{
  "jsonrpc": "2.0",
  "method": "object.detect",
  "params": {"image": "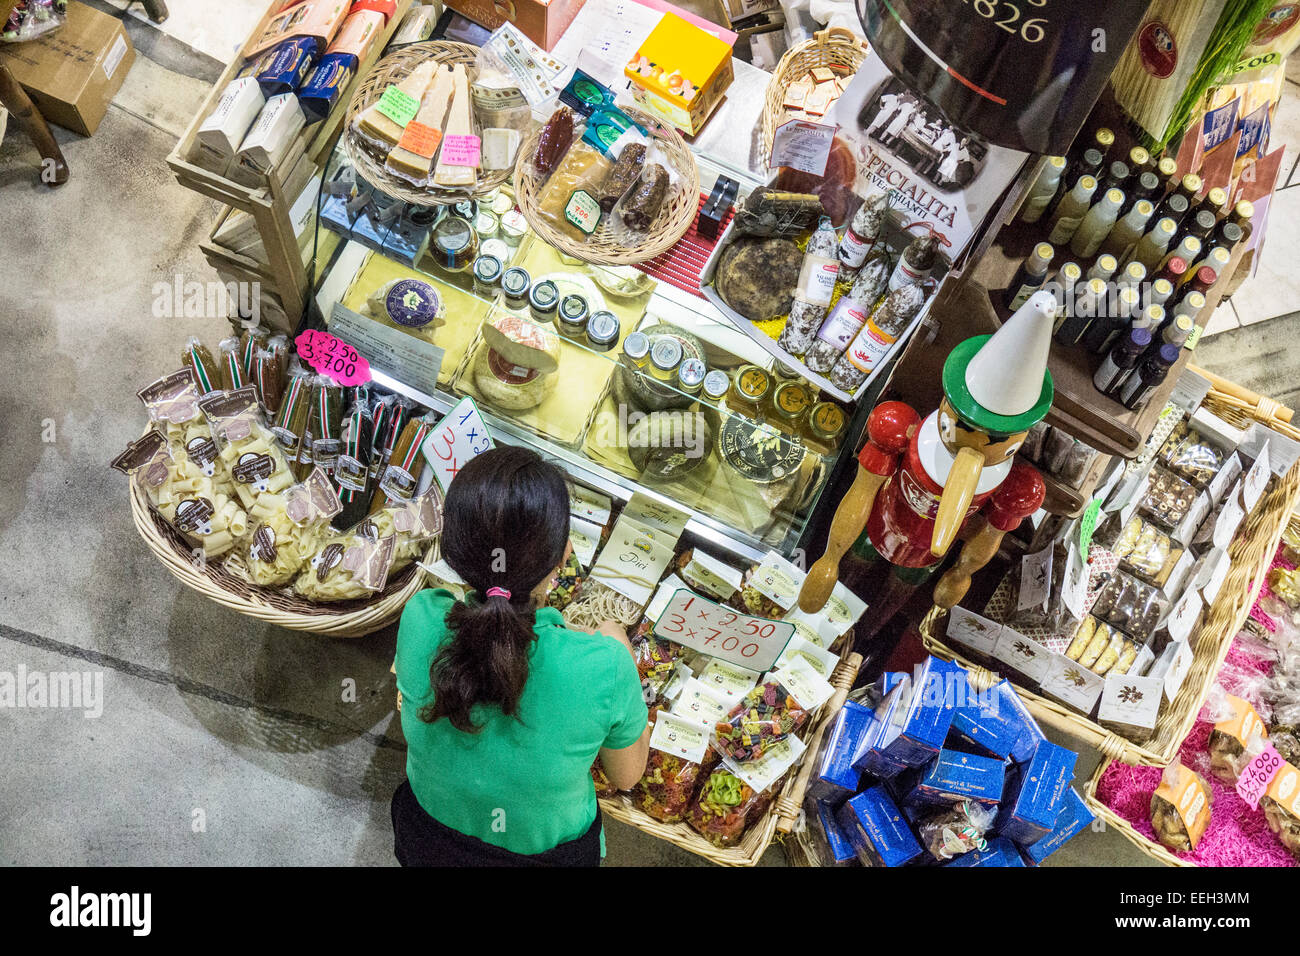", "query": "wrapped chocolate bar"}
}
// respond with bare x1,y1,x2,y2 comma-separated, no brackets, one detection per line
1090,571,1165,646
1042,428,1099,488
686,769,779,849
1150,762,1212,853
1137,465,1199,531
